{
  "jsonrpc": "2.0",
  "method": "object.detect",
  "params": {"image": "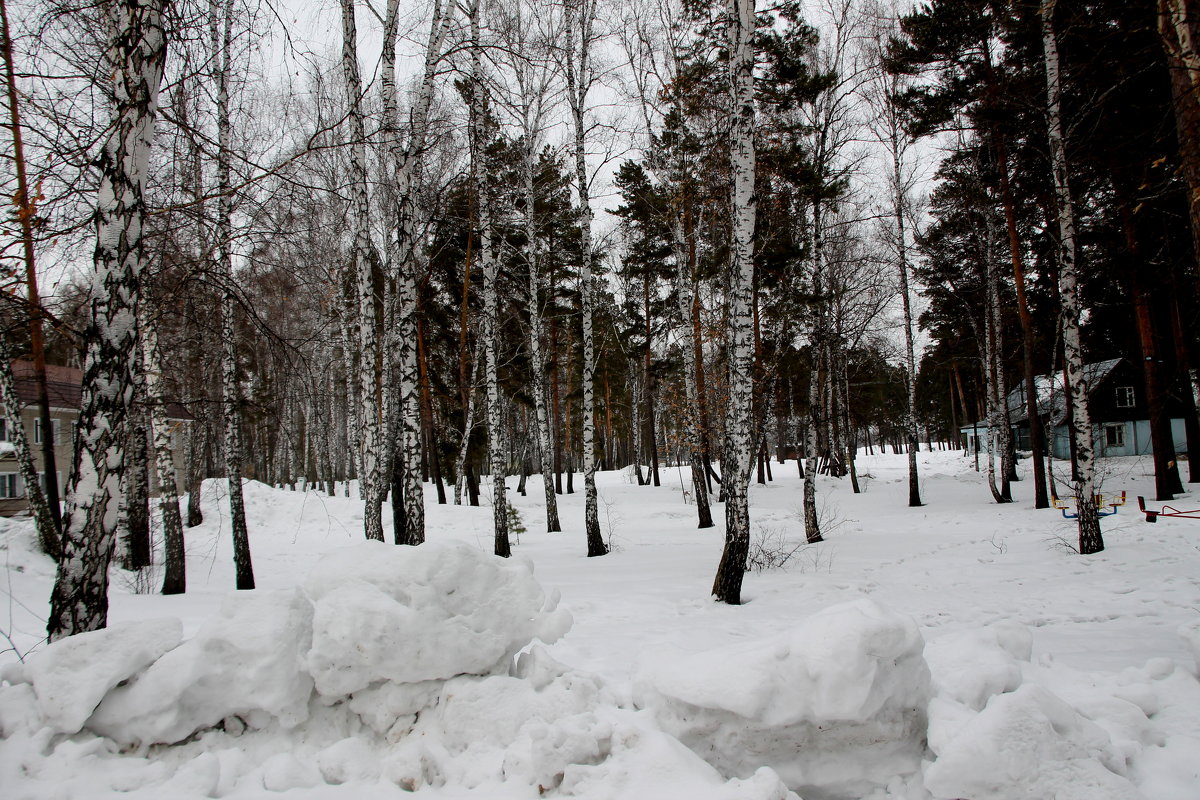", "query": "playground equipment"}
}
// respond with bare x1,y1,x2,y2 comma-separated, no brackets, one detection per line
1051,491,1126,520
1136,495,1200,523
